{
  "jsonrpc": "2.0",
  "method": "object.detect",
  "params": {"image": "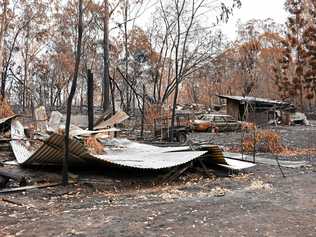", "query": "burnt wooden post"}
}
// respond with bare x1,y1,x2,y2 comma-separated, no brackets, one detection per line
87,69,94,131
110,77,116,115
253,126,256,163
140,84,145,139
253,100,256,163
